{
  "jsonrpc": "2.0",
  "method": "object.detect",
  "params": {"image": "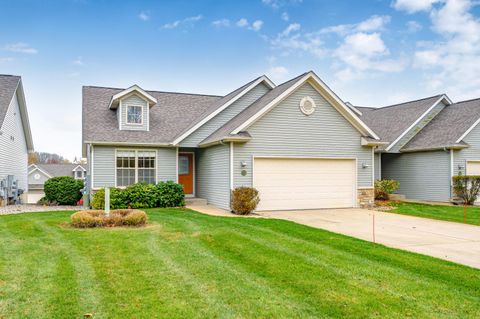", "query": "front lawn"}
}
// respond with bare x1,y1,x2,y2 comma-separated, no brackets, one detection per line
0,209,479,318
386,202,480,226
